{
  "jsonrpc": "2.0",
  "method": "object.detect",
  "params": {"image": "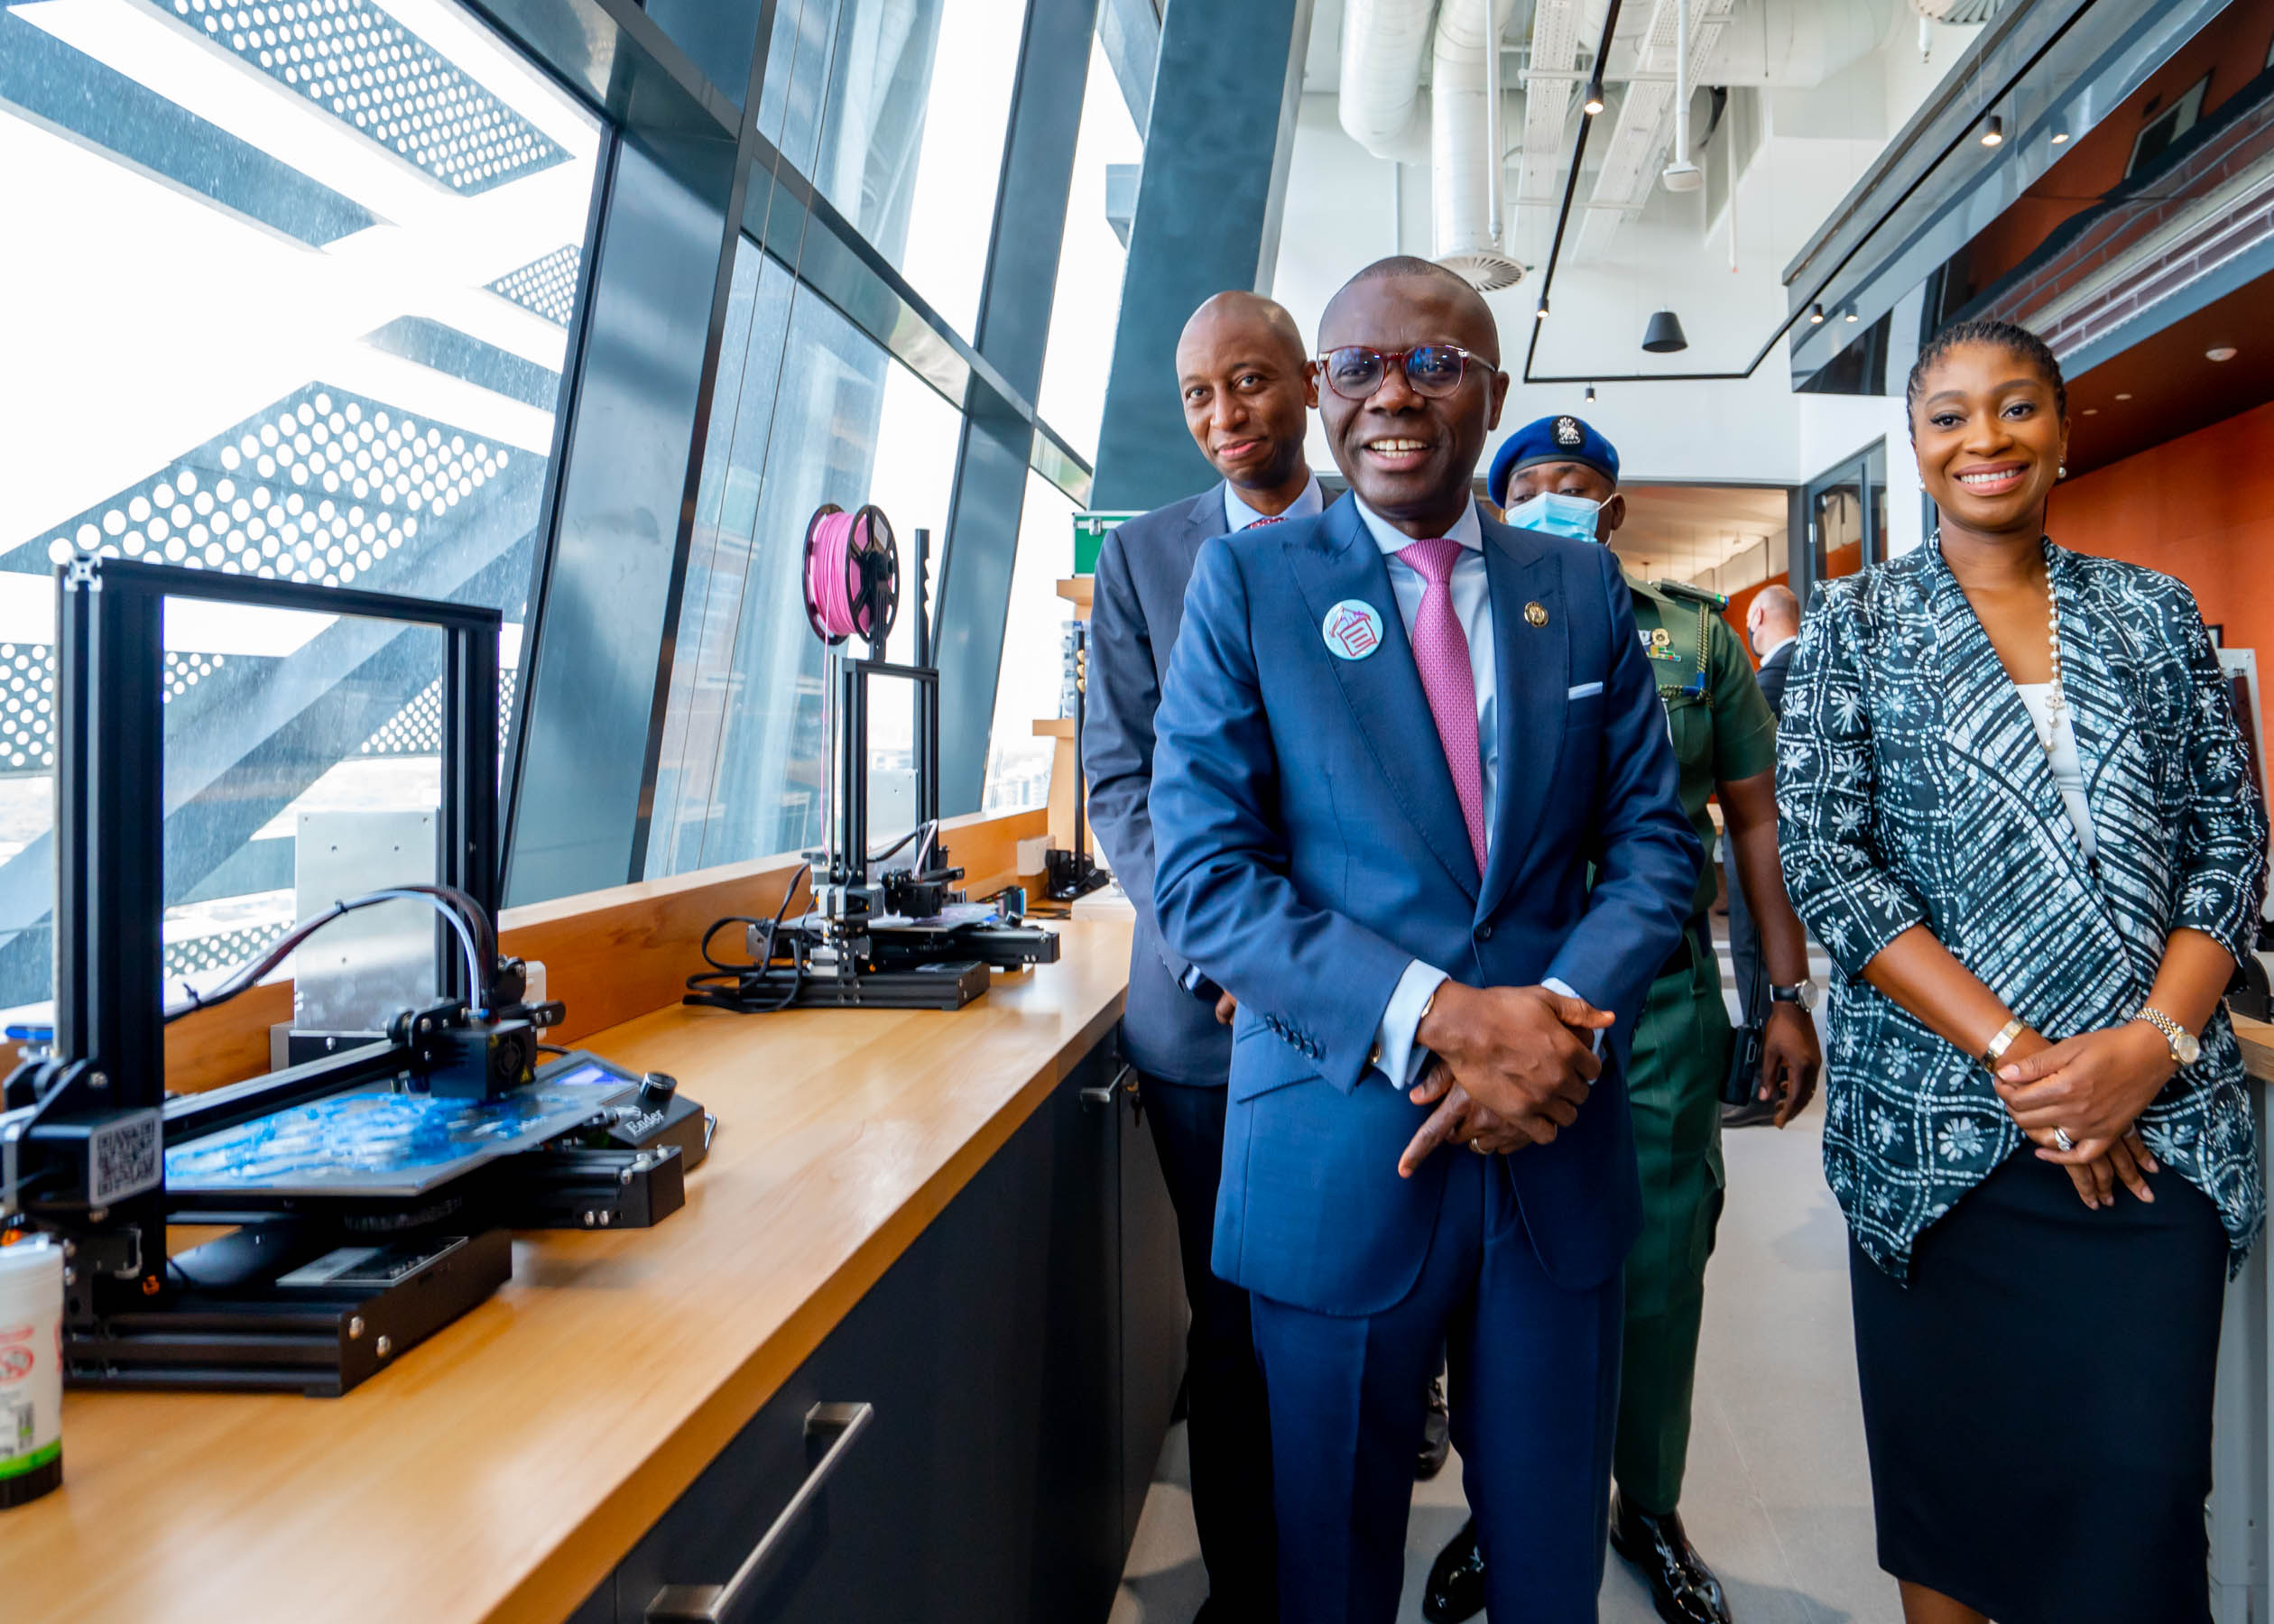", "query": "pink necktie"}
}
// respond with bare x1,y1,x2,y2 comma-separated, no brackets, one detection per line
1396,539,1488,872
1246,514,1286,527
